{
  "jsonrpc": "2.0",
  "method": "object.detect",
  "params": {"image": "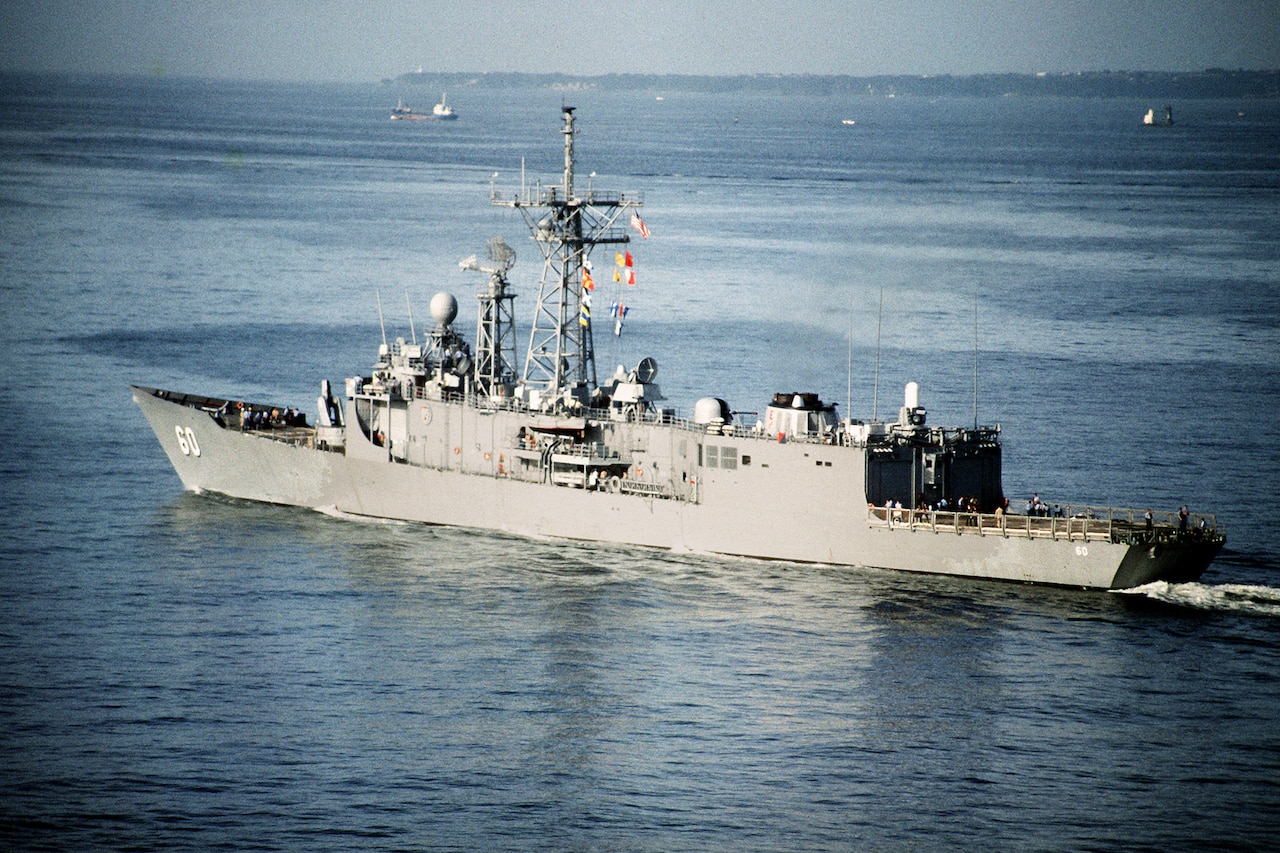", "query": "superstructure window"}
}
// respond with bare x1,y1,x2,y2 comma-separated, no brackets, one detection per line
701,445,738,469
